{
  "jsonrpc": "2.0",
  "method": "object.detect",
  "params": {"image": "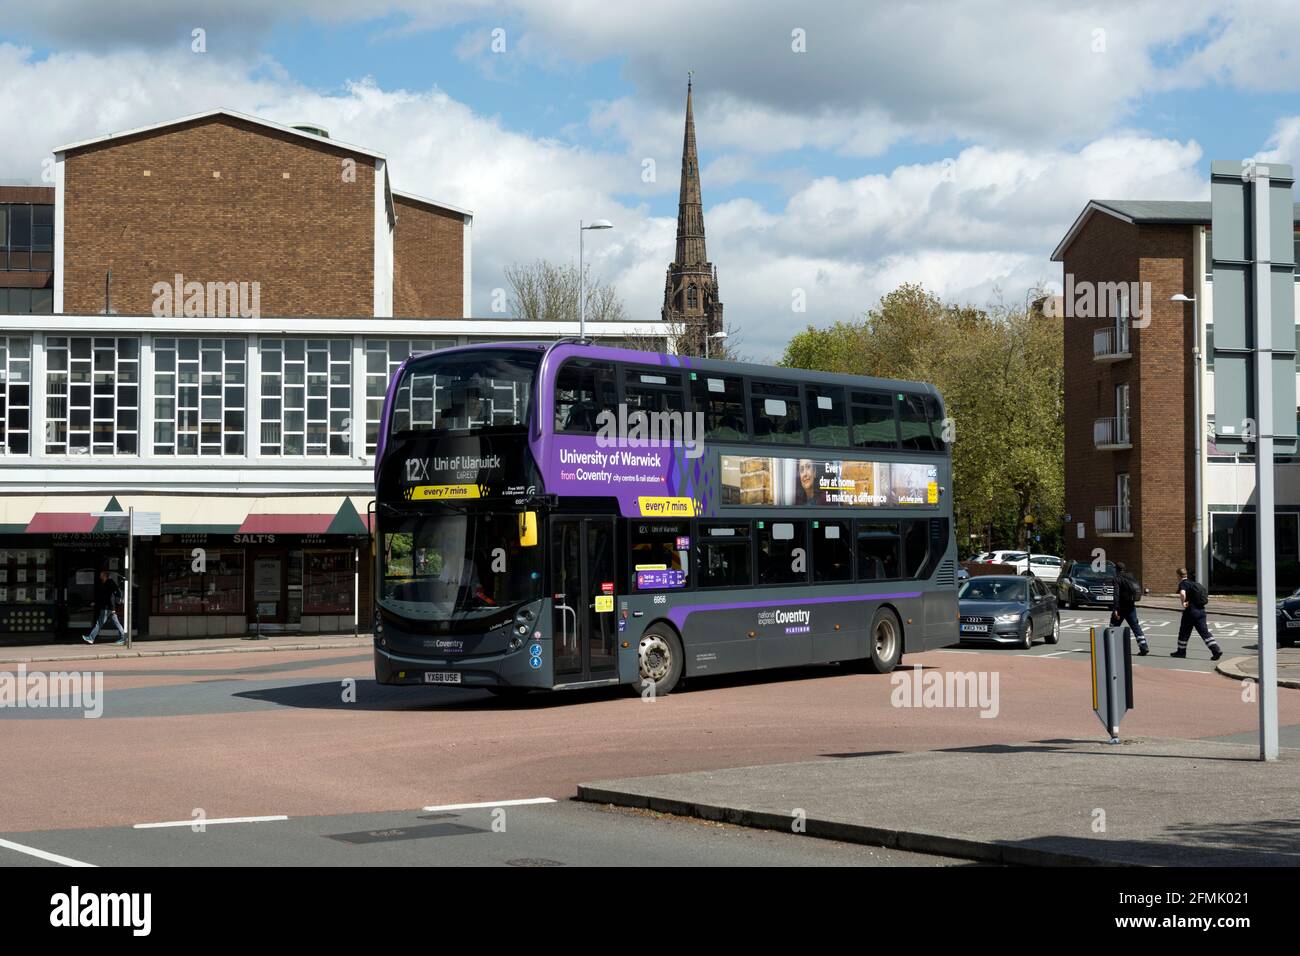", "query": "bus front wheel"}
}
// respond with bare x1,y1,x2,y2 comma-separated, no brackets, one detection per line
857,608,903,674
630,626,683,698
